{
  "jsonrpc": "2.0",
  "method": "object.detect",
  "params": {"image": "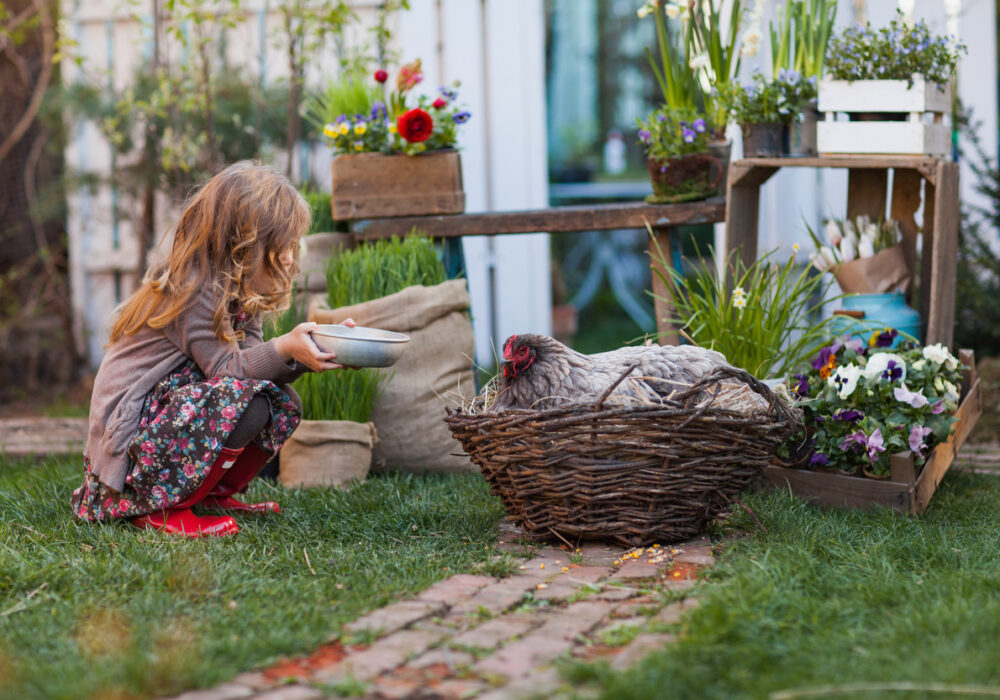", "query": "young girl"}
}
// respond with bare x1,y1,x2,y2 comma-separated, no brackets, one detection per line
72,161,352,537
